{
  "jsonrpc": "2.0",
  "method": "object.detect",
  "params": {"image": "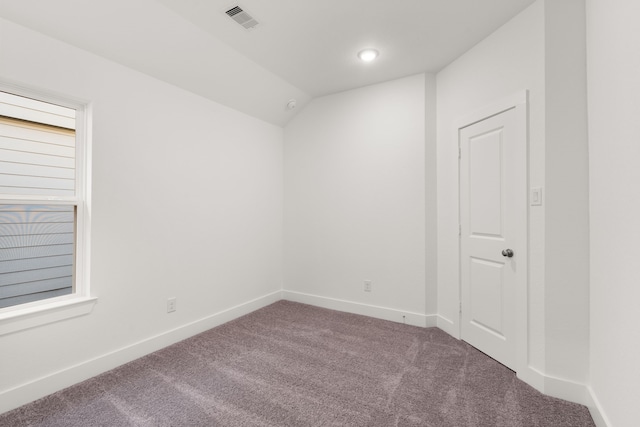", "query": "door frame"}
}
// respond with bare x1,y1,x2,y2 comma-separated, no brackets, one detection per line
455,91,529,375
